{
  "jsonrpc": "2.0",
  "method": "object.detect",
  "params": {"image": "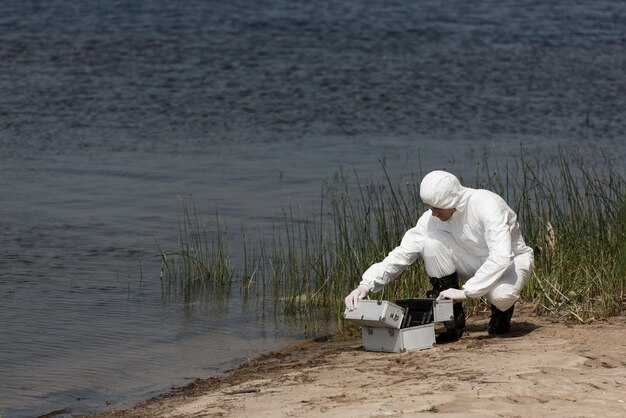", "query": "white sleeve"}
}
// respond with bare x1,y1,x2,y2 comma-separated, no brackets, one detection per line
462,204,514,298
359,216,428,293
